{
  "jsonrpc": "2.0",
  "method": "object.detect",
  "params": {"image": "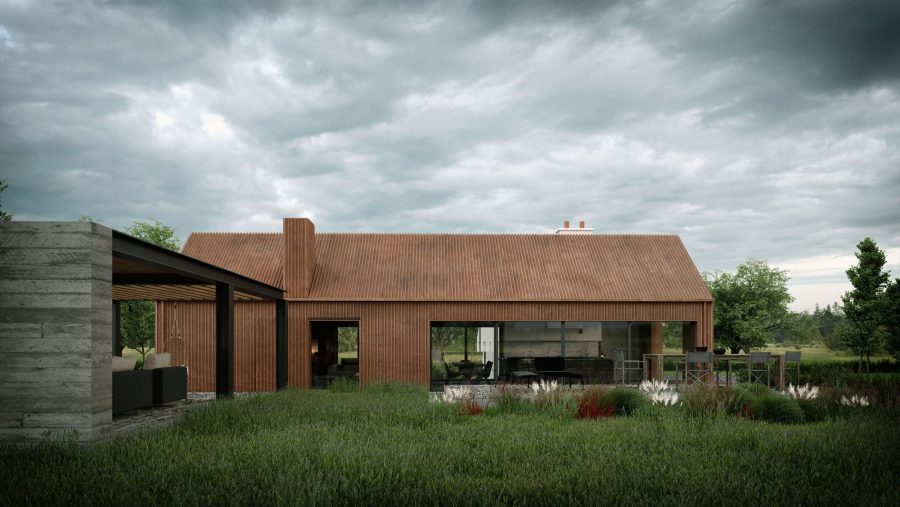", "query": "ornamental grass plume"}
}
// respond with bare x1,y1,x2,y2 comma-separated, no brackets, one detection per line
784,383,819,400
648,390,680,406
840,394,870,407
639,379,679,406
530,378,559,394
442,386,472,404
639,379,671,396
